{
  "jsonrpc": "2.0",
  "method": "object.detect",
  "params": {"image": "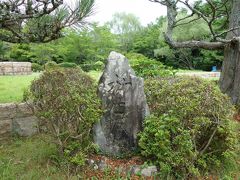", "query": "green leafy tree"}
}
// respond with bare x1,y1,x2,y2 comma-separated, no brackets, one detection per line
9,44,32,62
0,41,9,60
151,11,223,70
55,25,118,65
89,24,118,61
132,17,165,58
107,12,143,52
149,0,240,105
